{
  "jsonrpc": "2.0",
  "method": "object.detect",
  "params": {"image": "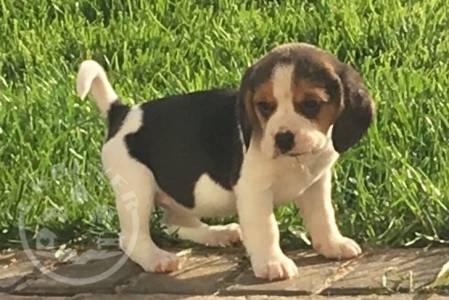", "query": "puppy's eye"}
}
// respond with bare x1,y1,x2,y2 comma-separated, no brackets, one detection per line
298,99,321,118
256,101,275,117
